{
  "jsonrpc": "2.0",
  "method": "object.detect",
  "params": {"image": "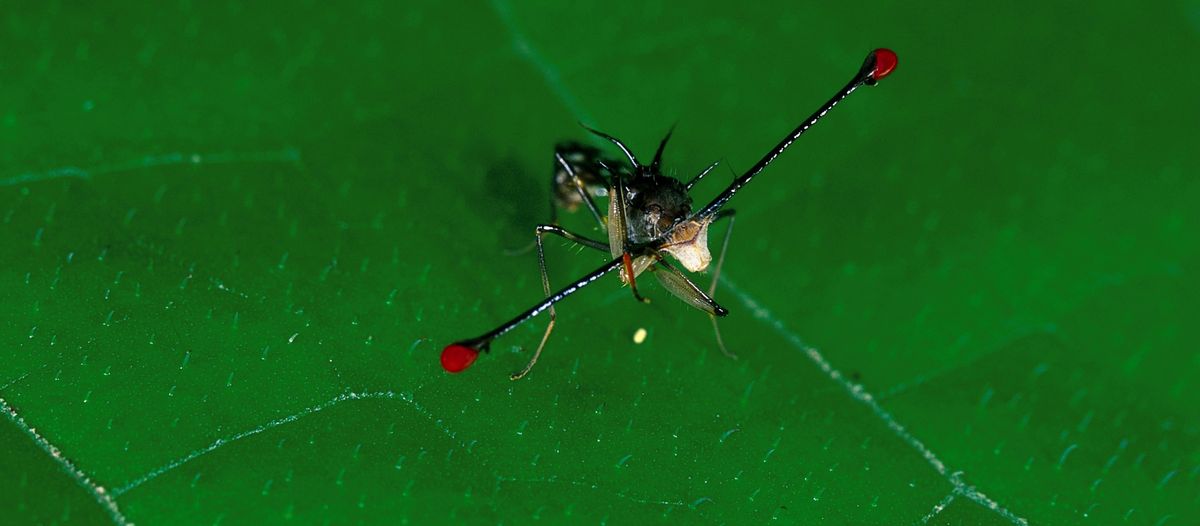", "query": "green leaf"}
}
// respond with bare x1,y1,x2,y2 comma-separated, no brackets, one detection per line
2,1,1196,524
